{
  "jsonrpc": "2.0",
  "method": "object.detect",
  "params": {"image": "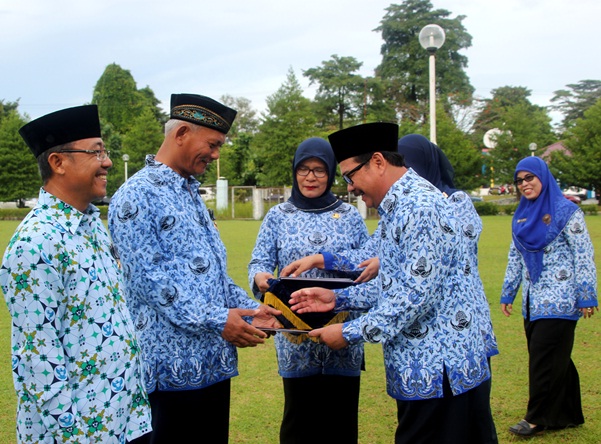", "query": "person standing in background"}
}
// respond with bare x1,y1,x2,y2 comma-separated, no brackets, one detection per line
501,156,597,437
